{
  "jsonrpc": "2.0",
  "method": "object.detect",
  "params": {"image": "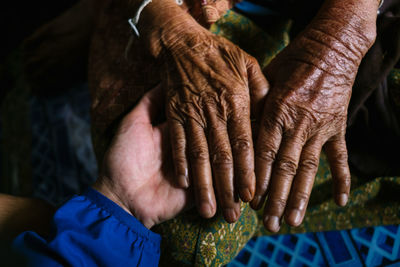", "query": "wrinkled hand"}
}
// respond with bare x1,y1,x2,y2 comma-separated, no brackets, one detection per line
154,7,269,223
94,85,192,229
251,0,378,232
